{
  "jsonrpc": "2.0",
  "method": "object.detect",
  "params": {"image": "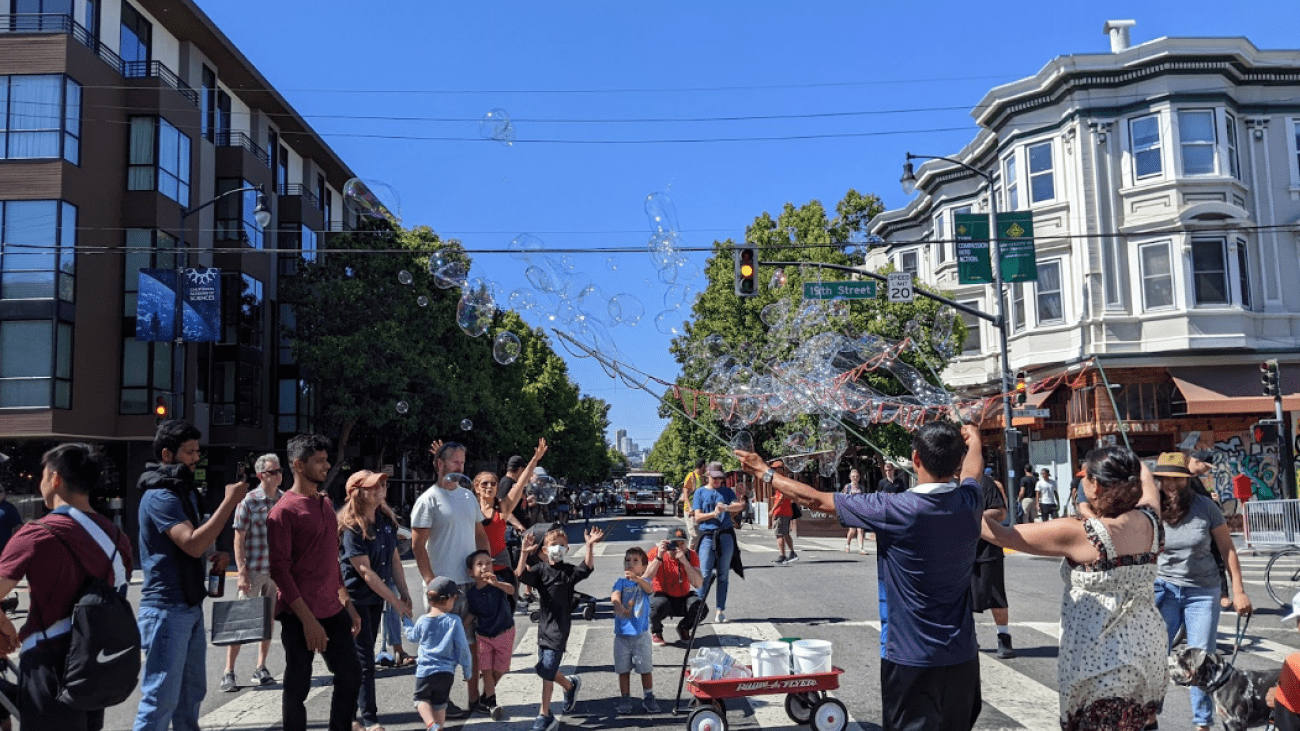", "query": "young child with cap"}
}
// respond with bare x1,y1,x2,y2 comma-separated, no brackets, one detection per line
406,577,473,731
